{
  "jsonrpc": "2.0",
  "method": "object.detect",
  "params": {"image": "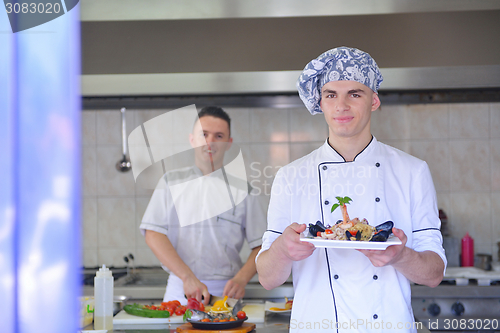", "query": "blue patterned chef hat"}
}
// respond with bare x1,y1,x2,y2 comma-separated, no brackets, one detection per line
296,46,383,115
